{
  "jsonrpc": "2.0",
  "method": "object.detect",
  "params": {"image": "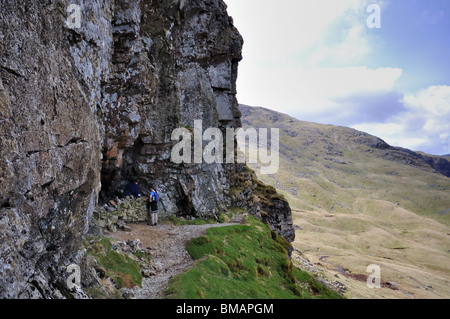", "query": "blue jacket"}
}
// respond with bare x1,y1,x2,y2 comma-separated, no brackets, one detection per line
123,183,141,198
149,191,159,211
